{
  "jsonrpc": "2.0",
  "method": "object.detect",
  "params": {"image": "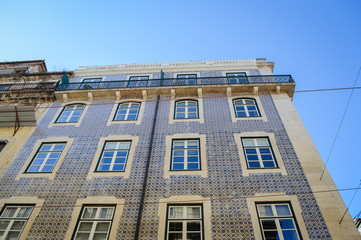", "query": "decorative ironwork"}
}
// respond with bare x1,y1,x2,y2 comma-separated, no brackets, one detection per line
56,75,294,91
0,82,58,92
